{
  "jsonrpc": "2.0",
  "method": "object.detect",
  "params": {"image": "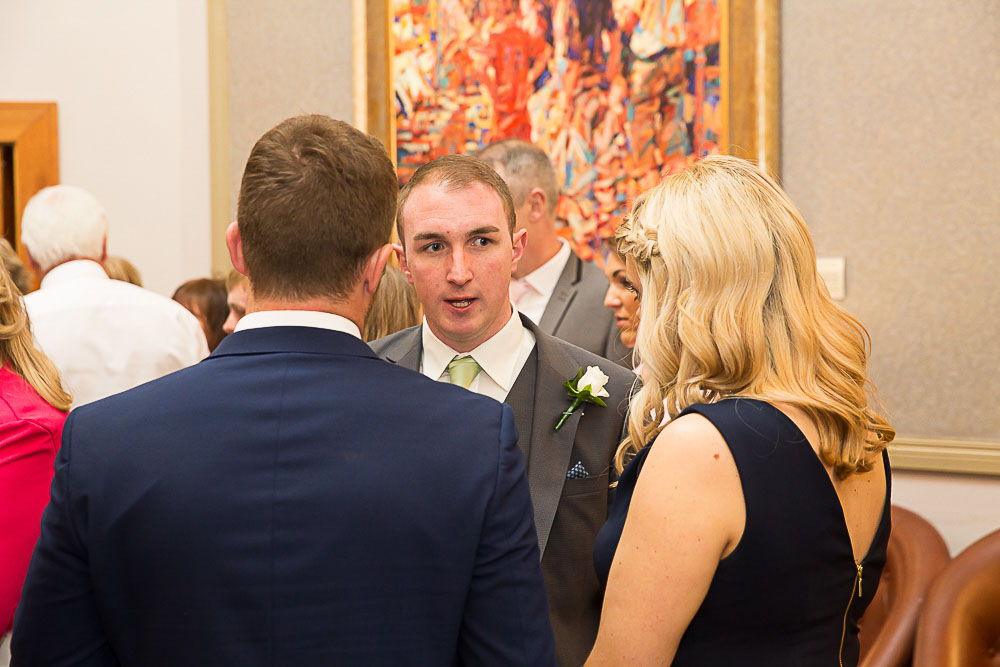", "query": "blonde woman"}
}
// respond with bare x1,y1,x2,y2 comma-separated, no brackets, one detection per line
0,264,71,637
362,264,422,342
588,156,893,667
